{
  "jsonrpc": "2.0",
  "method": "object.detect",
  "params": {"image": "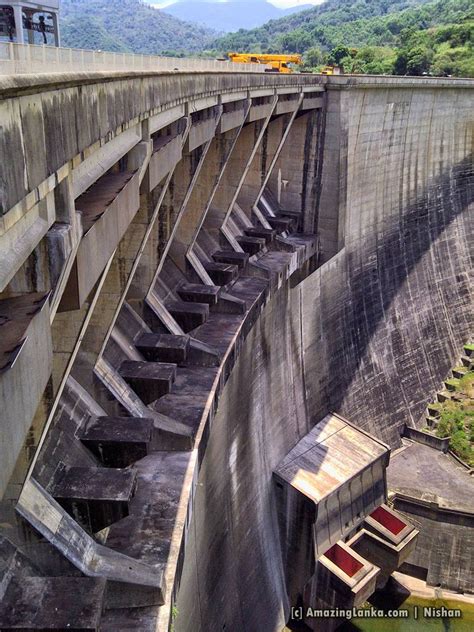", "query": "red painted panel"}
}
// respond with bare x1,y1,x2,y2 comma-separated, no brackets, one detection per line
370,506,406,535
324,543,363,578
